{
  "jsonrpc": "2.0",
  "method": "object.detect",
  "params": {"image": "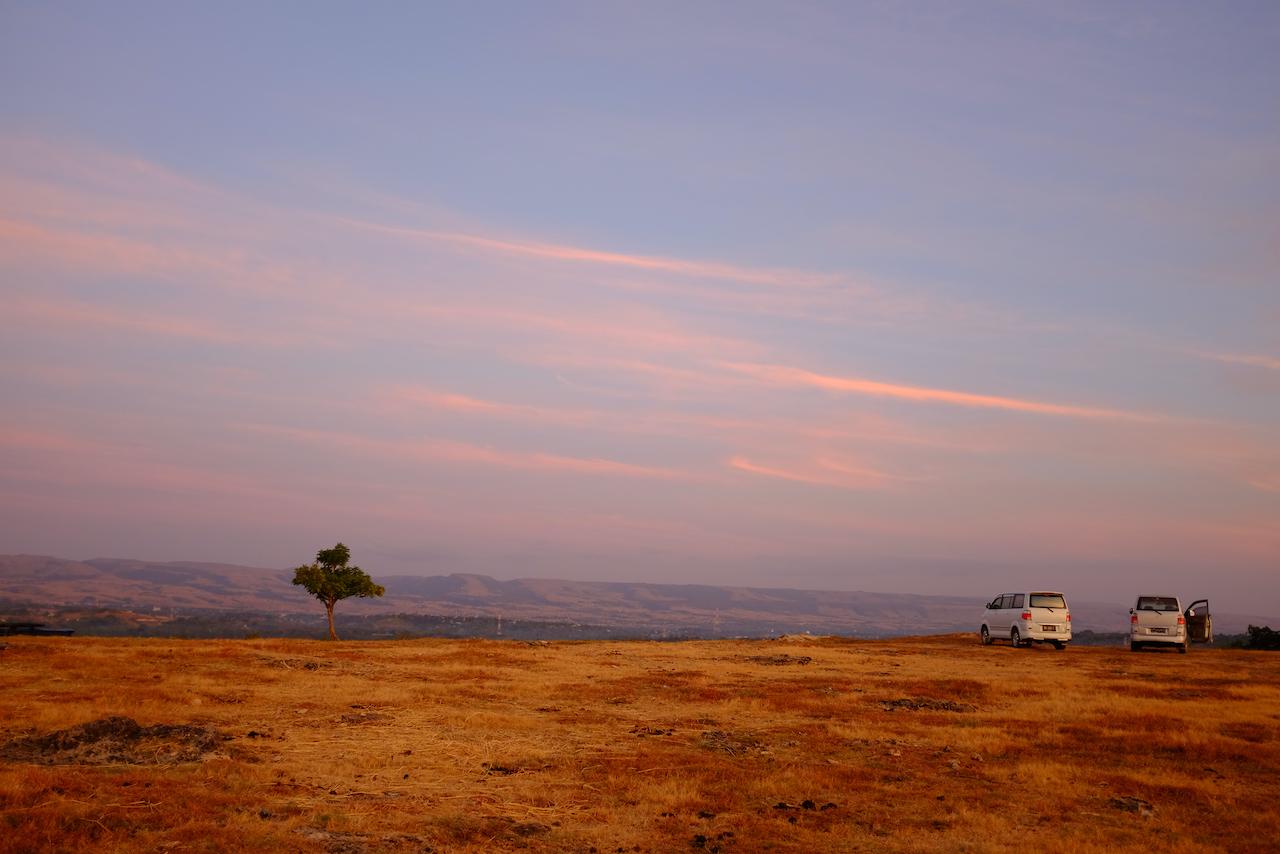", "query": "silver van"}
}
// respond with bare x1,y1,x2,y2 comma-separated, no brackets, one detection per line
979,591,1071,649
1130,596,1212,652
